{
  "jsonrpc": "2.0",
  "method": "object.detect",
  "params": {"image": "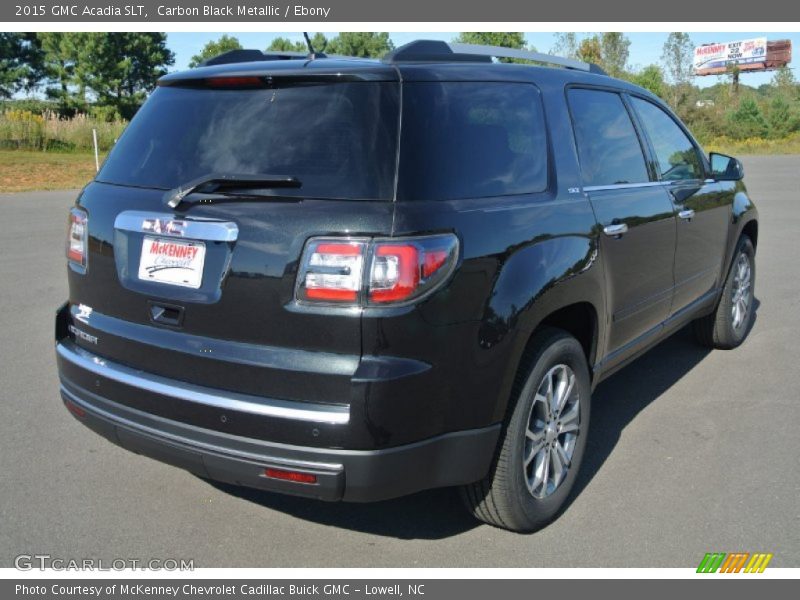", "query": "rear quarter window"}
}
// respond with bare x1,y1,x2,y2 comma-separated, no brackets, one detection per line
397,82,548,201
